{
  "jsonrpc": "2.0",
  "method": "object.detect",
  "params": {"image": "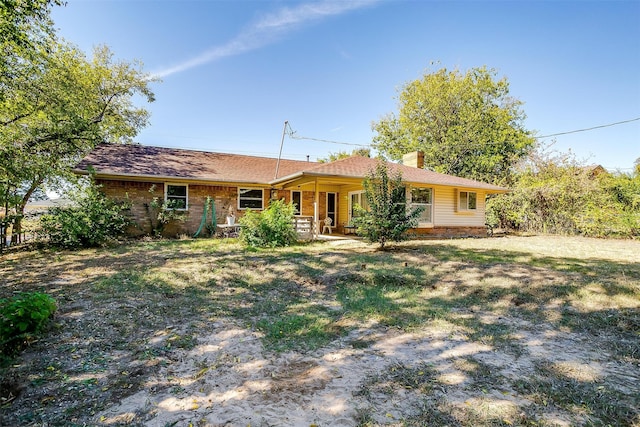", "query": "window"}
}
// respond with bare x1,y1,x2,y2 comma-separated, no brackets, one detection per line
458,191,477,211
349,191,369,220
239,188,264,209
410,187,432,224
165,184,188,210
392,186,407,216
291,190,302,215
